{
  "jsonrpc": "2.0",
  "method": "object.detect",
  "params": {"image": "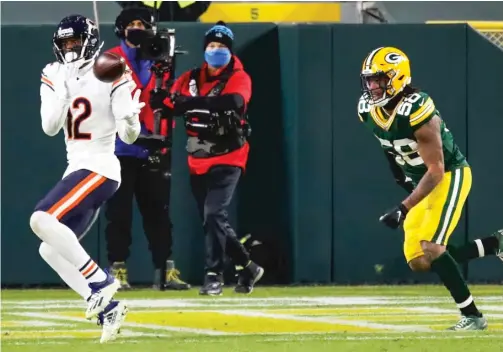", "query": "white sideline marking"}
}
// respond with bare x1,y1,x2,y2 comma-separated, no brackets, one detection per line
6,341,70,345
407,306,503,319
16,320,70,327
5,295,503,339
3,296,503,310
5,331,503,345
261,334,503,342
13,312,232,336
218,310,434,332
1,329,168,339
